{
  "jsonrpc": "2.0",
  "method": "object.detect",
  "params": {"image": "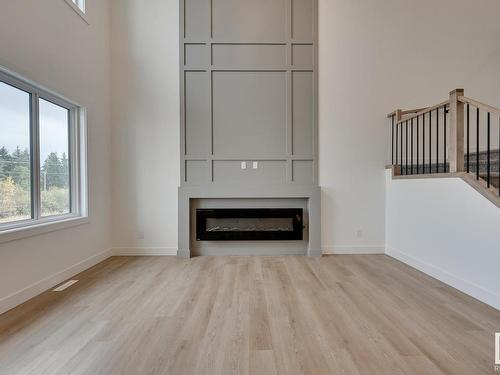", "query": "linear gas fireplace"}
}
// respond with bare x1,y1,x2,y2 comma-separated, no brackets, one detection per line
196,208,303,241
178,0,320,256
